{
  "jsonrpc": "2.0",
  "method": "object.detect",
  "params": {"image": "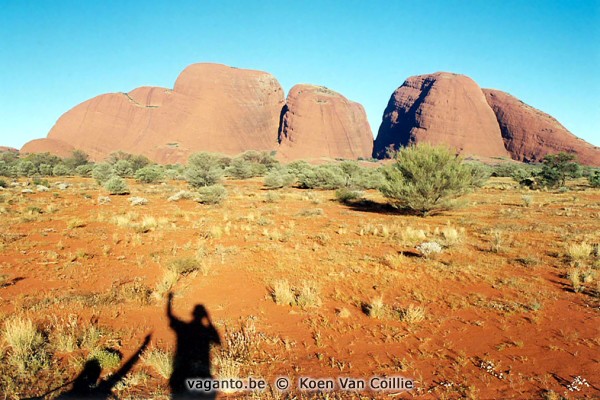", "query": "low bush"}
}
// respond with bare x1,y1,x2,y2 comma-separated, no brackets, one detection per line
113,160,134,177
52,164,71,177
335,188,364,203
298,164,345,189
185,152,224,188
75,164,94,177
195,184,227,205
352,167,385,190
16,160,37,177
380,144,488,216
588,170,600,188
142,348,173,379
227,151,278,179
107,151,151,172
39,164,53,176
285,160,312,177
32,177,50,187
264,168,296,189
104,176,130,195
492,162,525,177
227,157,263,179
128,197,148,206
167,190,194,202
135,165,164,183
2,316,49,374
0,161,12,177
537,152,580,188
416,241,443,258
163,168,184,181
92,163,115,184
